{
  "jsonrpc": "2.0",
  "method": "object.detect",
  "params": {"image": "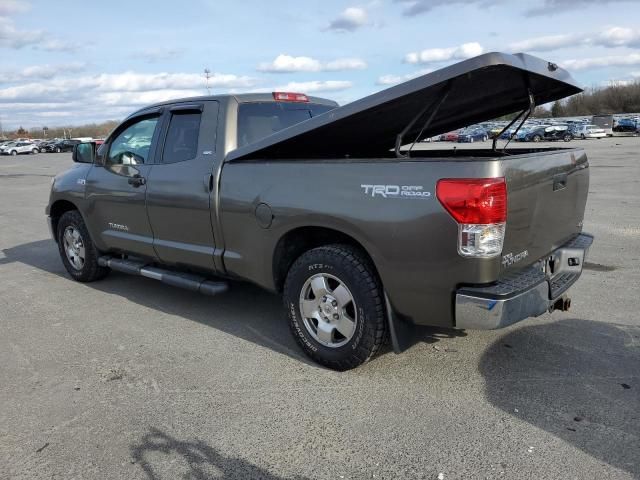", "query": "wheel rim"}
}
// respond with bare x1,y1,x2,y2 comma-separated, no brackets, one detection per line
299,273,358,348
63,226,86,270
